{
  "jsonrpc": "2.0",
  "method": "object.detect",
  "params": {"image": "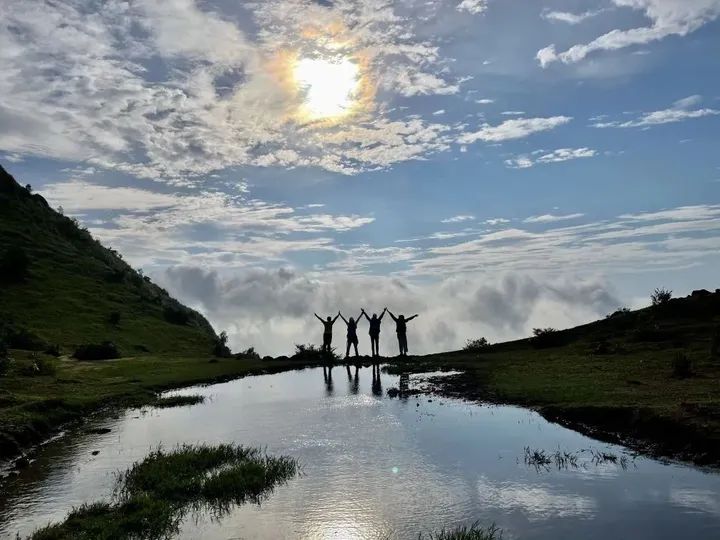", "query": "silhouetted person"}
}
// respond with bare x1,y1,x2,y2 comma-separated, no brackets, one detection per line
347,365,359,395
387,309,418,357
361,307,386,357
315,311,340,353
339,312,361,358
